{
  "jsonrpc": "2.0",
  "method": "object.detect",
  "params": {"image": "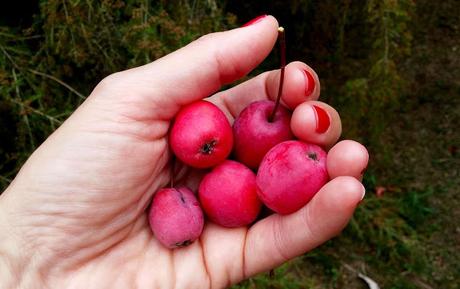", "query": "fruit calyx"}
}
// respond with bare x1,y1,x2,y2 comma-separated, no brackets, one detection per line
307,152,318,161
200,140,217,154
175,240,192,247
268,26,286,123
